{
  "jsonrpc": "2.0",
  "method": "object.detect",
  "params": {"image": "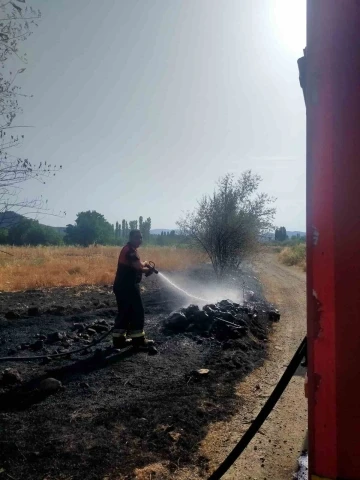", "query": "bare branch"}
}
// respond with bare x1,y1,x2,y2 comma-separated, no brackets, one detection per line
0,1,63,228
